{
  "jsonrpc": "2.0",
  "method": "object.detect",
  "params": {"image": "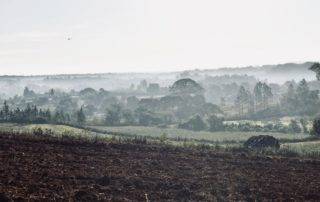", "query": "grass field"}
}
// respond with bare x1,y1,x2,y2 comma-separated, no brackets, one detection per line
0,123,310,144
88,126,320,156
89,125,310,143
0,123,107,139
225,116,313,128
1,123,319,156
282,141,320,156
